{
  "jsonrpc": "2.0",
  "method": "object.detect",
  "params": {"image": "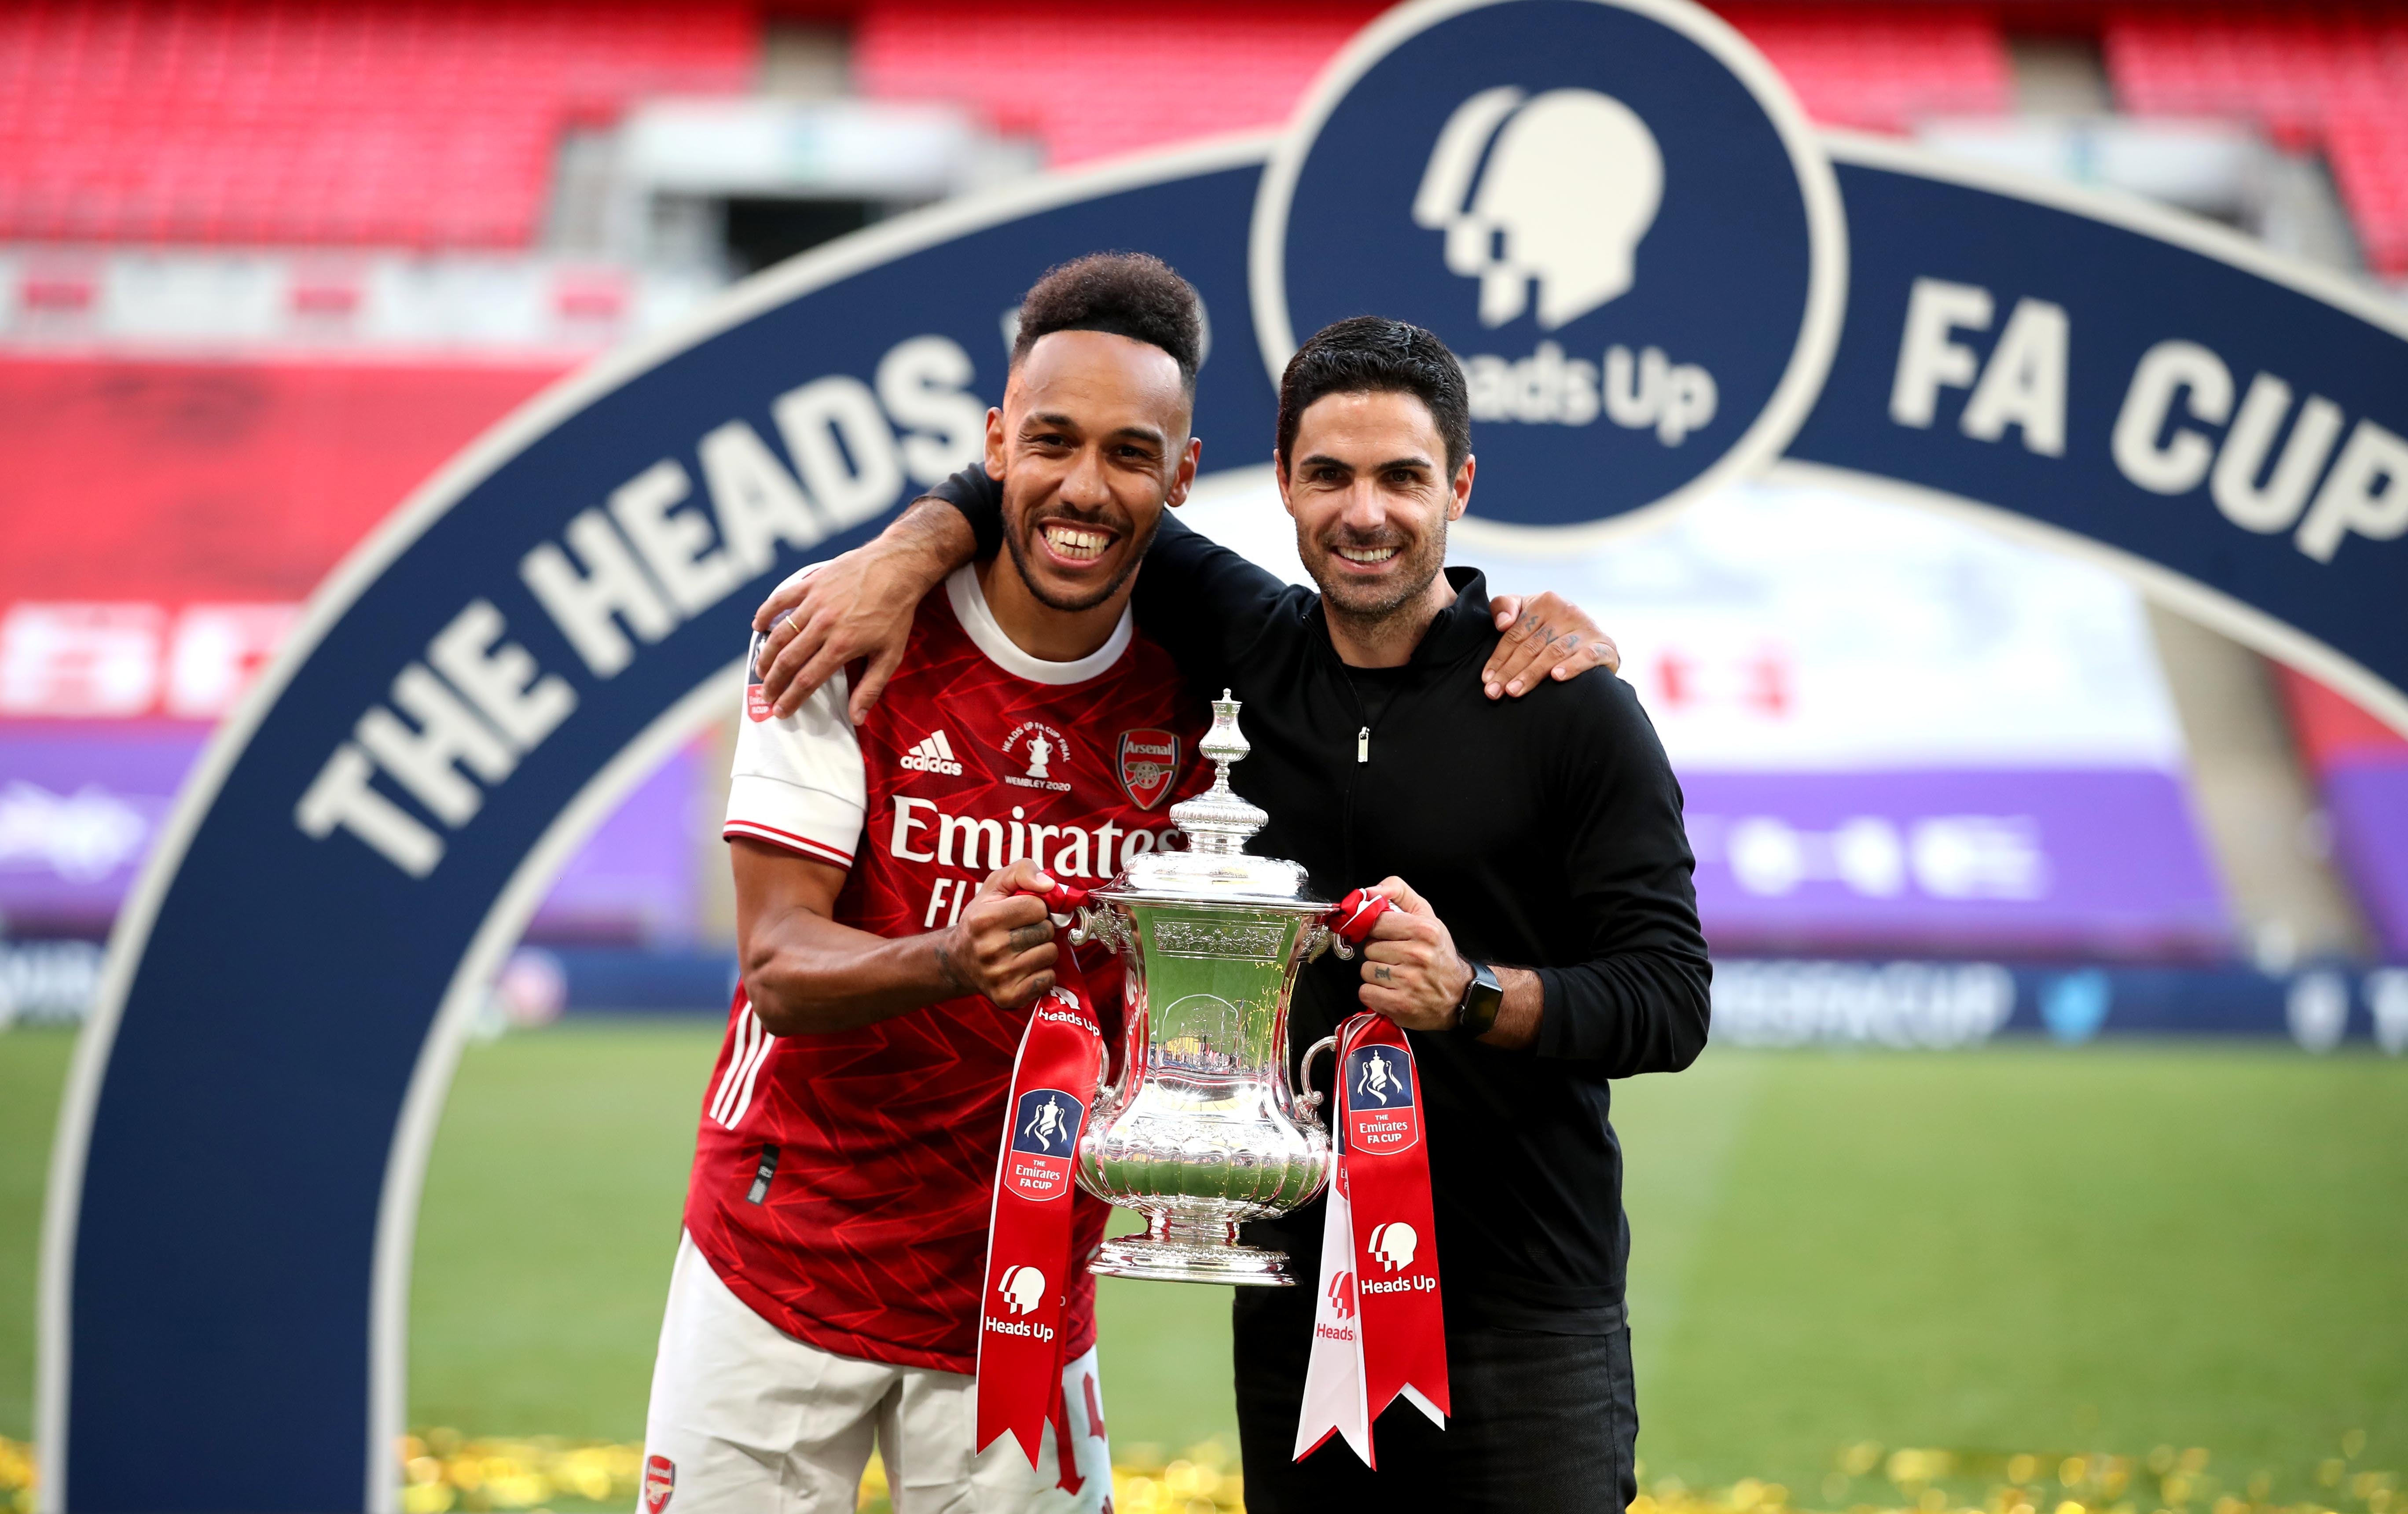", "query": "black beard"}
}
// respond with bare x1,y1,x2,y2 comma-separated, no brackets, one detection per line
1001,504,1162,613
1313,520,1448,626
